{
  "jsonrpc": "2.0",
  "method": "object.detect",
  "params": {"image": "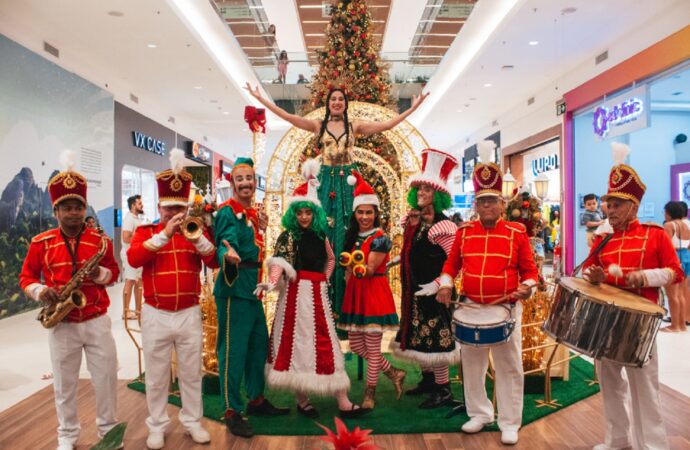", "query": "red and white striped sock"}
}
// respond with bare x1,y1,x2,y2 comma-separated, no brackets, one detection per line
433,366,450,385
348,331,368,359
364,332,391,385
